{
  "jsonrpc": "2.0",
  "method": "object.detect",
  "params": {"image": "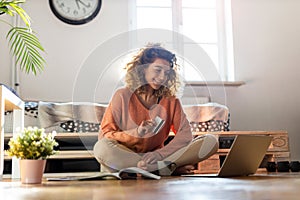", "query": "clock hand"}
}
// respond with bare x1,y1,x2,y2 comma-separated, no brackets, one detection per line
75,0,80,9
77,0,91,8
